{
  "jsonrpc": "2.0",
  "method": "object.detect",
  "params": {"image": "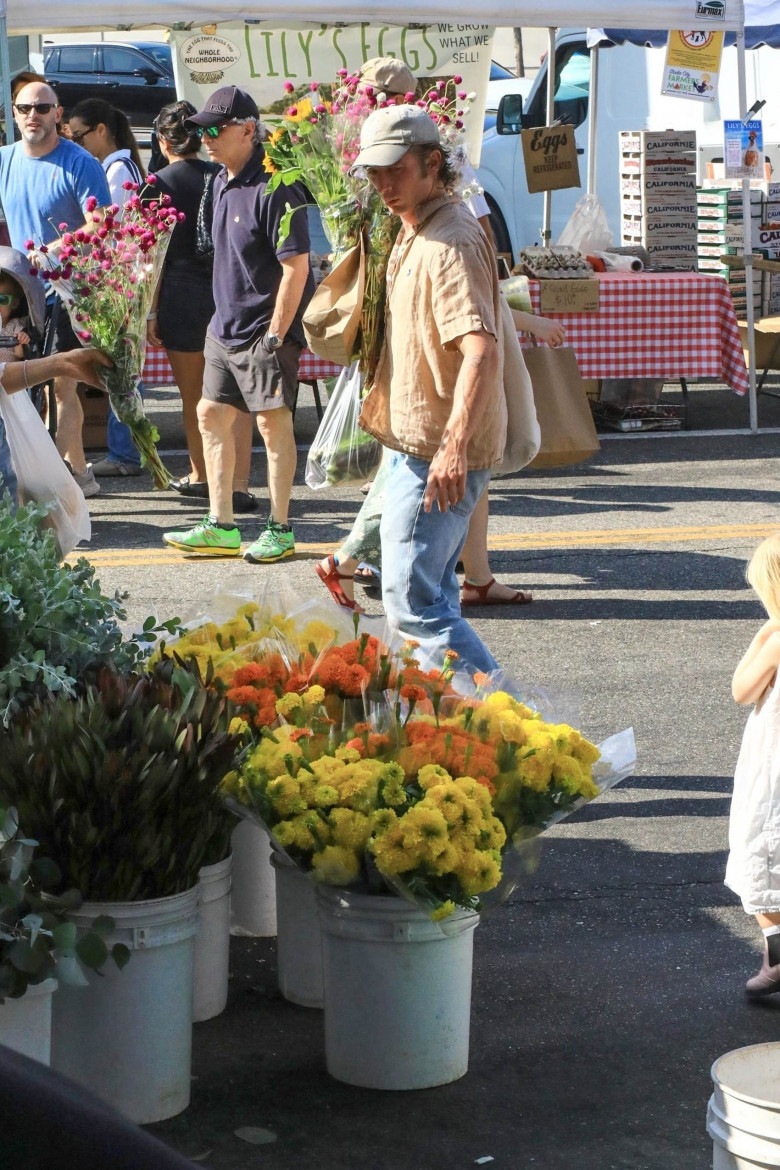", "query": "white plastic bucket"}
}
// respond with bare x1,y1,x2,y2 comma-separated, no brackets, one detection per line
317,887,479,1090
193,854,232,1022
0,978,57,1065
230,821,276,937
50,886,199,1124
270,851,323,1008
708,1043,780,1168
